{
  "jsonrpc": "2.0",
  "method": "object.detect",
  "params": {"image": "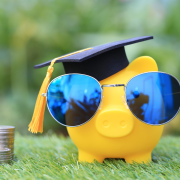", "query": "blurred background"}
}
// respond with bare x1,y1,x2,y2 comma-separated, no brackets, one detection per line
0,0,180,135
